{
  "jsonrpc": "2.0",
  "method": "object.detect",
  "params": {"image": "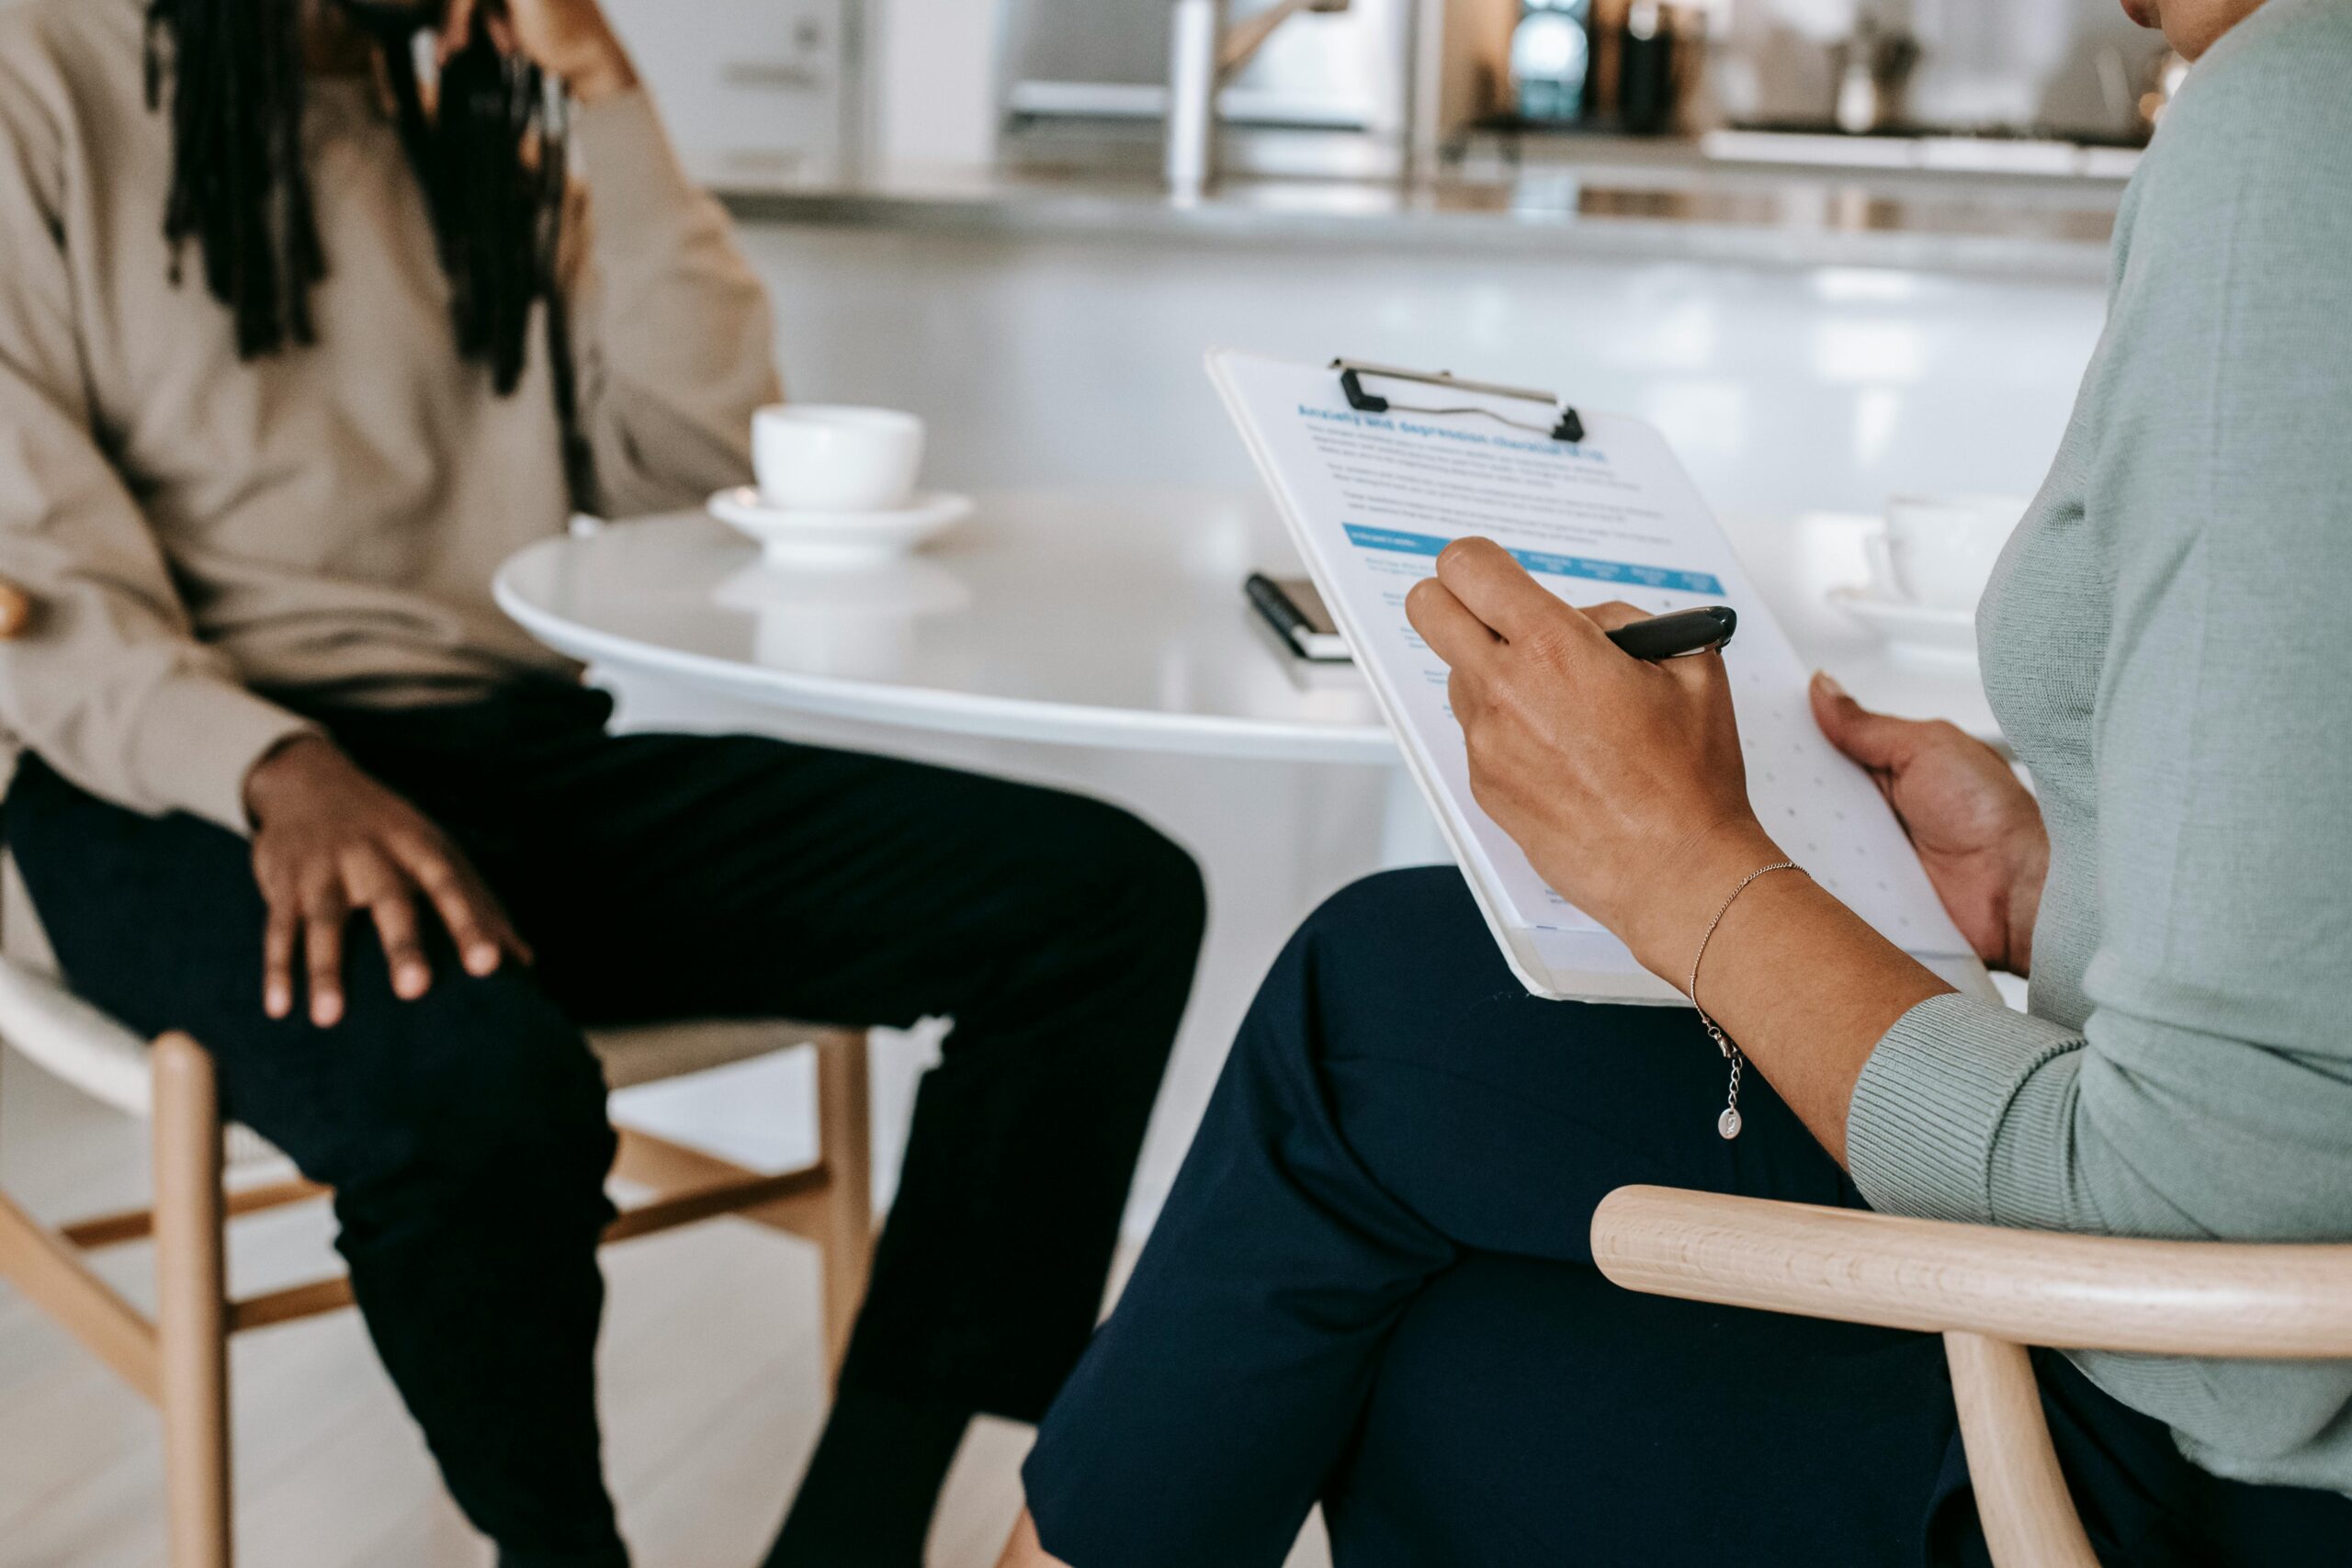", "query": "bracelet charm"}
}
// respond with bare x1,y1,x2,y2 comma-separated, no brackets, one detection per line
1687,860,1802,1140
